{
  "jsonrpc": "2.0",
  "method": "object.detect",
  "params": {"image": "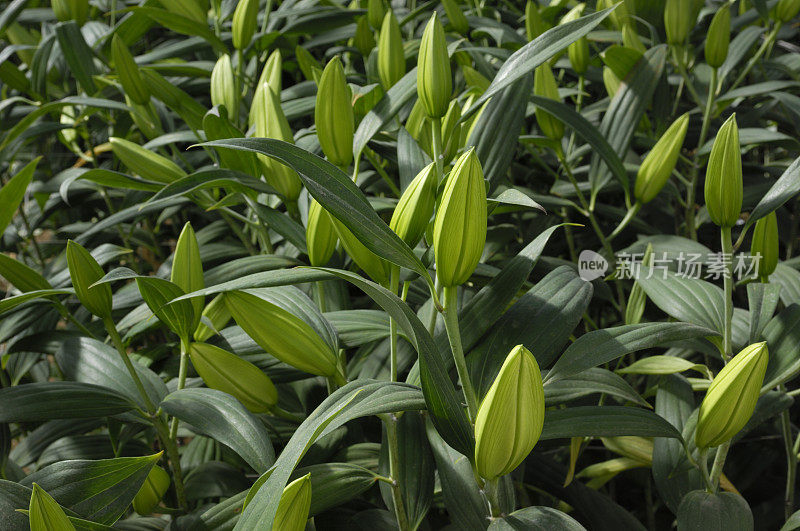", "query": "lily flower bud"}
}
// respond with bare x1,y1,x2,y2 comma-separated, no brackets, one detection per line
232,0,258,50
704,114,742,228
390,162,436,246
353,16,376,56
664,0,693,45
315,57,355,168
52,0,88,25
171,222,204,332
225,290,341,378
533,63,564,142
111,34,150,105
306,198,338,266
211,54,239,122
332,217,391,284
441,100,463,164
274,474,312,531
194,293,231,342
751,212,779,281
253,84,302,200
433,149,487,287
634,113,689,204
696,342,768,448
367,0,385,29
417,13,452,119
378,11,405,89
705,4,730,68
189,342,278,412
474,345,545,480
250,50,283,128
775,0,800,22
622,24,646,54
132,466,170,515
66,240,113,319
525,0,549,40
